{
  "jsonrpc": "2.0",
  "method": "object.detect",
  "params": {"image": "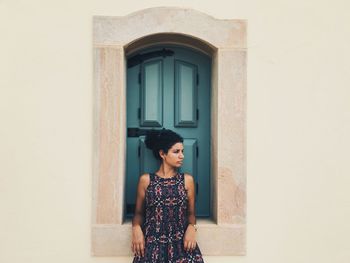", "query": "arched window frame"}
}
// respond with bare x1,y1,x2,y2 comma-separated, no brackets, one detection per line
92,7,247,256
